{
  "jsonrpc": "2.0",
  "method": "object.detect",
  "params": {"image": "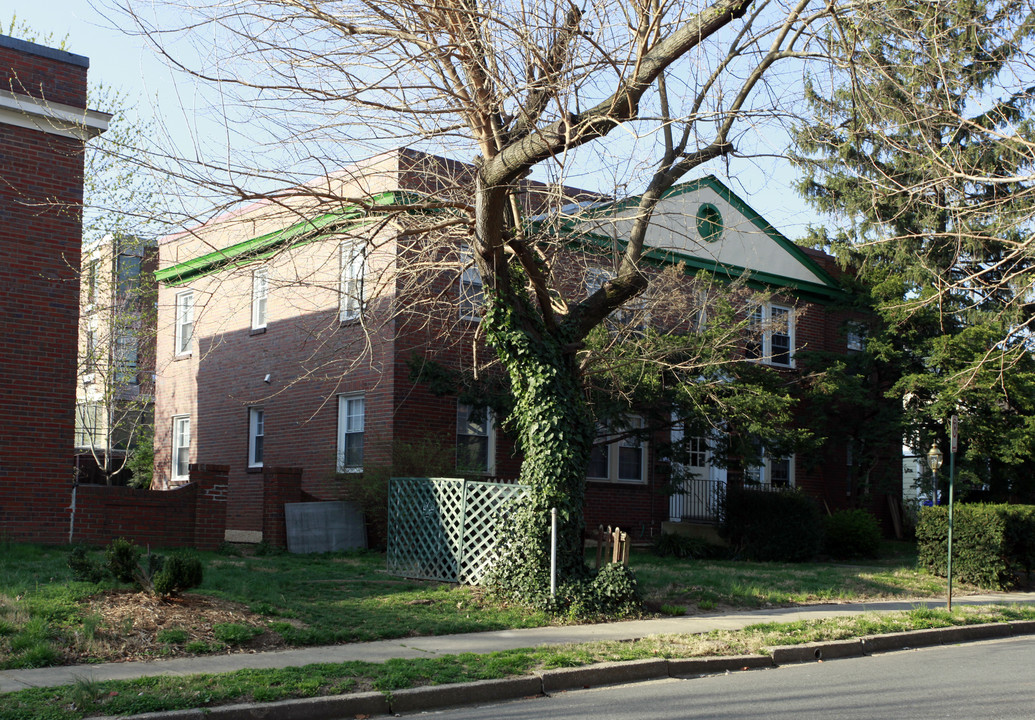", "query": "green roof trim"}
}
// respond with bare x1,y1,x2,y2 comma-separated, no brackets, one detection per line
550,175,846,302
155,191,426,286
